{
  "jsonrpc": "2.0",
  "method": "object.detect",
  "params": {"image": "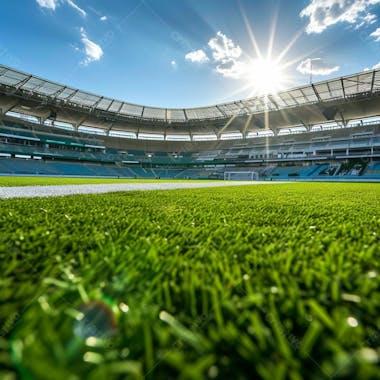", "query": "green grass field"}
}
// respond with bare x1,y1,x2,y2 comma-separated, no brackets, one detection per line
1,183,379,380
0,176,211,187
